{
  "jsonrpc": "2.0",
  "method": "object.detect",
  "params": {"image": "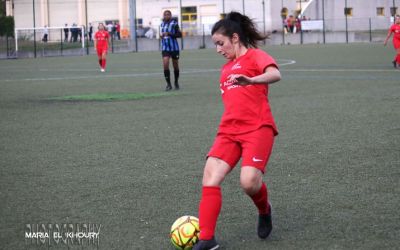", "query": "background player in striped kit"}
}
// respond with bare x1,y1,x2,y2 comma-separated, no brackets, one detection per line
160,10,182,91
